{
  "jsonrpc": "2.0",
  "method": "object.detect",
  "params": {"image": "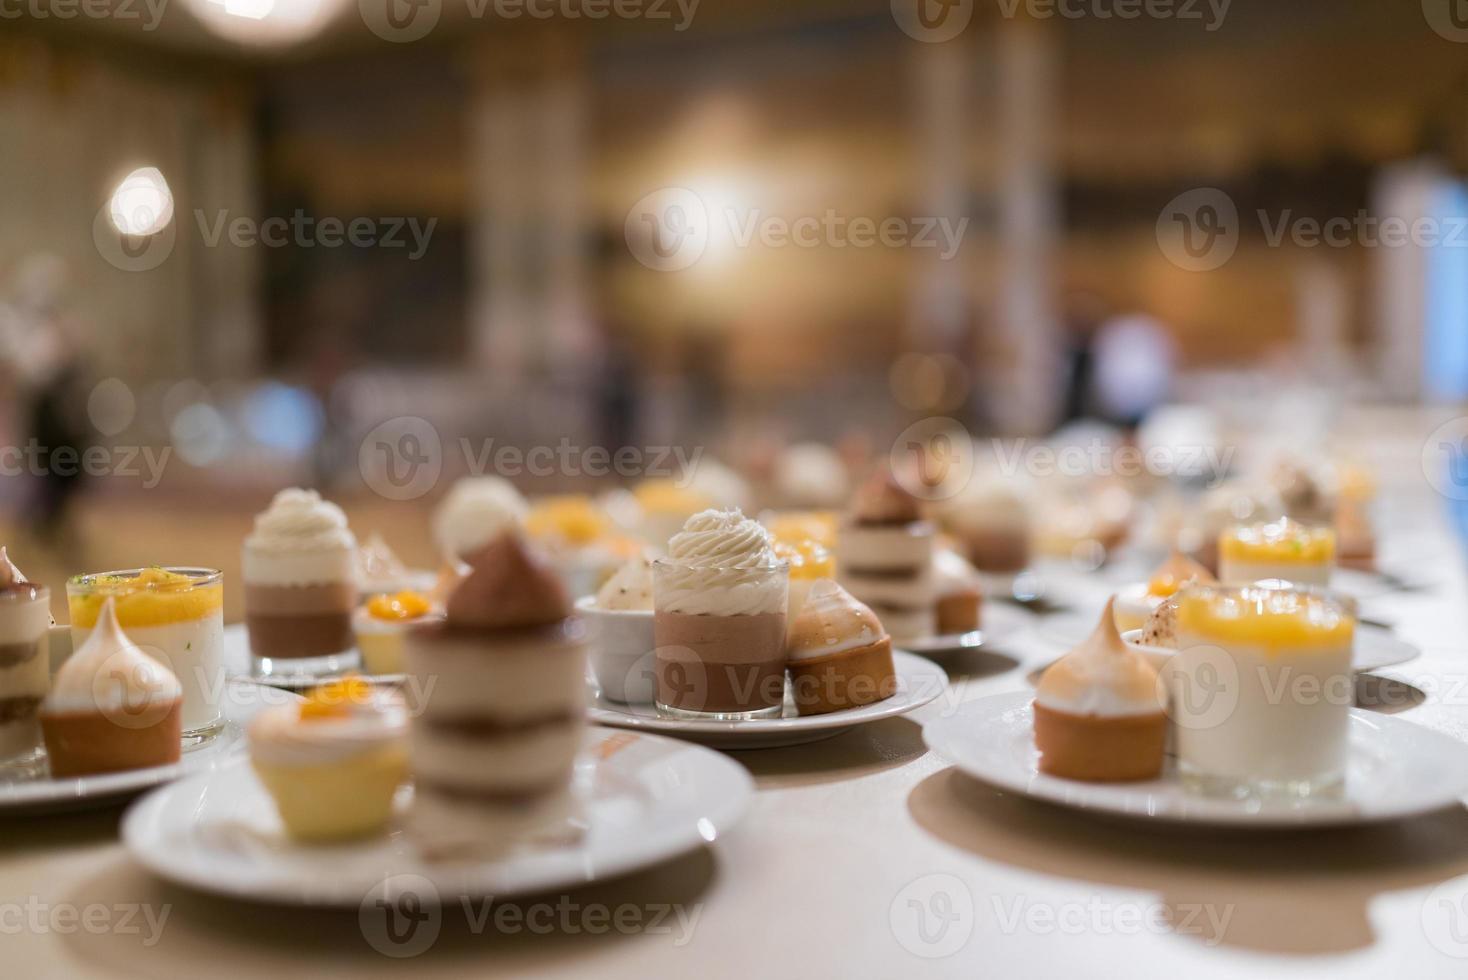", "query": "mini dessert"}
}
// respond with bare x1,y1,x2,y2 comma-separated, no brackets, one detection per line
766,510,838,551
249,677,408,842
356,532,435,596
0,550,50,768
773,442,849,509
837,469,935,642
243,489,358,673
578,554,656,704
937,477,1031,574
1173,585,1354,797
1112,551,1216,633
41,597,181,776
1334,465,1376,570
786,580,896,715
932,546,983,634
1033,599,1166,782
1184,481,1283,573
432,476,528,562
775,537,835,626
403,531,587,854
653,509,789,718
353,591,441,675
1270,458,1336,526
526,495,640,598
1218,518,1335,587
67,567,224,737
1138,596,1181,649
631,480,715,548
